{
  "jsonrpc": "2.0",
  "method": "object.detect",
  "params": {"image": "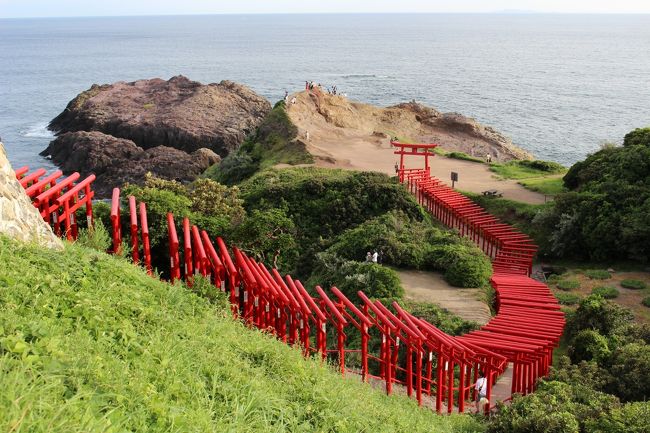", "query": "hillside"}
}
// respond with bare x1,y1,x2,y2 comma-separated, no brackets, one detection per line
0,236,483,433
